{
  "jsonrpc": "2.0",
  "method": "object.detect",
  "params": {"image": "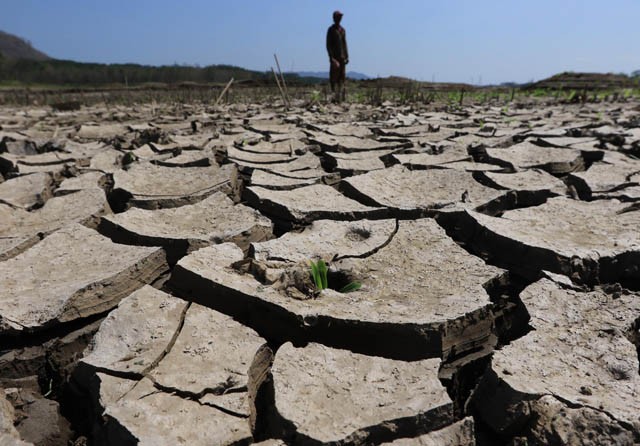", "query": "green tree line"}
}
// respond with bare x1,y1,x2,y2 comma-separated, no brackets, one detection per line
0,58,280,86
